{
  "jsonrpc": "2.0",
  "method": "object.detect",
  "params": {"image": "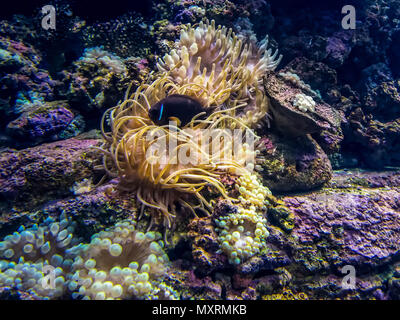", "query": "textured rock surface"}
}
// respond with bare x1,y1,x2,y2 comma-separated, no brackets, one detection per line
264,72,343,151
0,137,101,210
0,180,136,239
259,134,332,192
6,101,85,145
187,216,227,277
285,187,400,269
258,169,400,299
0,141,399,299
